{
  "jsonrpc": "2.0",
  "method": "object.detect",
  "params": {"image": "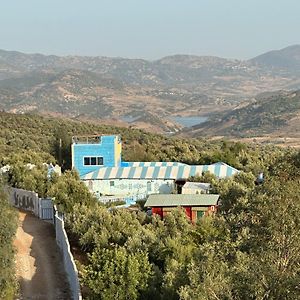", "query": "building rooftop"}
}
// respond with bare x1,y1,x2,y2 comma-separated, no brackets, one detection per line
145,194,220,207
183,182,211,190
81,162,239,180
